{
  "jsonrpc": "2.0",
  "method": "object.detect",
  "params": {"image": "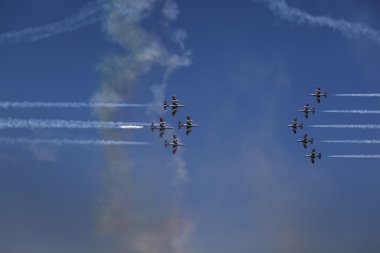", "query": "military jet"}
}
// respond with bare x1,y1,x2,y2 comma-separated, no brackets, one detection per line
151,118,173,138
178,115,200,135
297,133,314,149
164,135,185,154
305,148,322,164
298,103,315,119
310,87,327,103
163,95,186,116
286,118,303,134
